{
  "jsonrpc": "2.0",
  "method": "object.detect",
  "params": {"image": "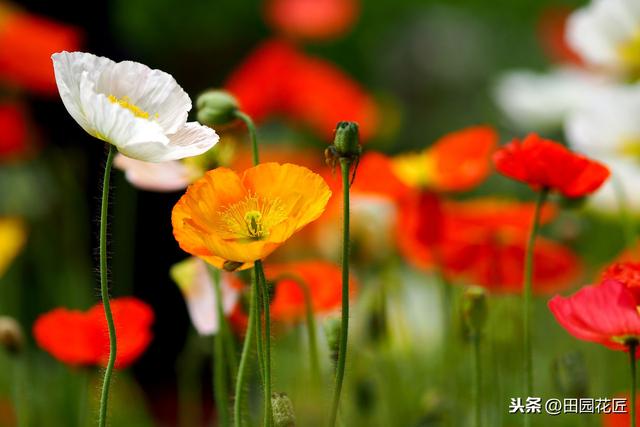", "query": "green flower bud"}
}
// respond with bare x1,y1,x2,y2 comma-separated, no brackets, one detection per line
0,316,23,355
552,351,589,398
323,316,341,365
332,121,361,158
272,392,296,427
462,286,487,335
196,90,239,126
